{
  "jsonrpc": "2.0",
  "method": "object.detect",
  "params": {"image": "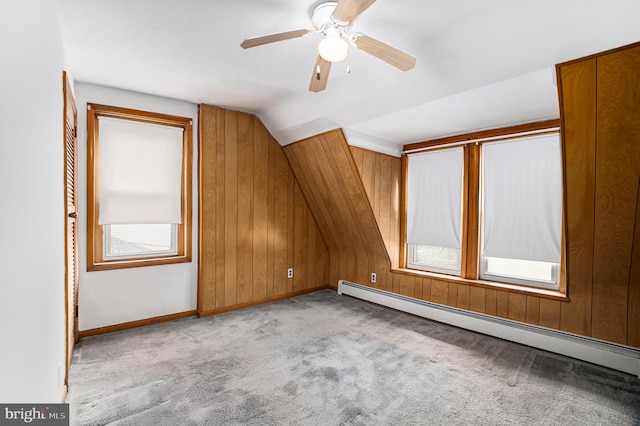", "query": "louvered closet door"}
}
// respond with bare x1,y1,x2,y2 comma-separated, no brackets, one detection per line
63,72,78,385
